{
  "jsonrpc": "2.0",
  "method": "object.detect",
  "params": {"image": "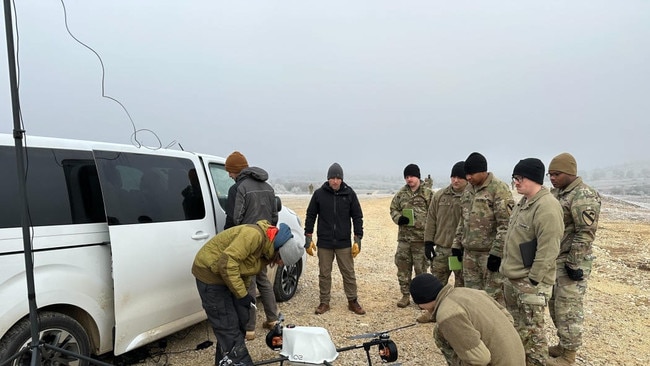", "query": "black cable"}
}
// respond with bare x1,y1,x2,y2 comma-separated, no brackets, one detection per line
58,0,158,149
